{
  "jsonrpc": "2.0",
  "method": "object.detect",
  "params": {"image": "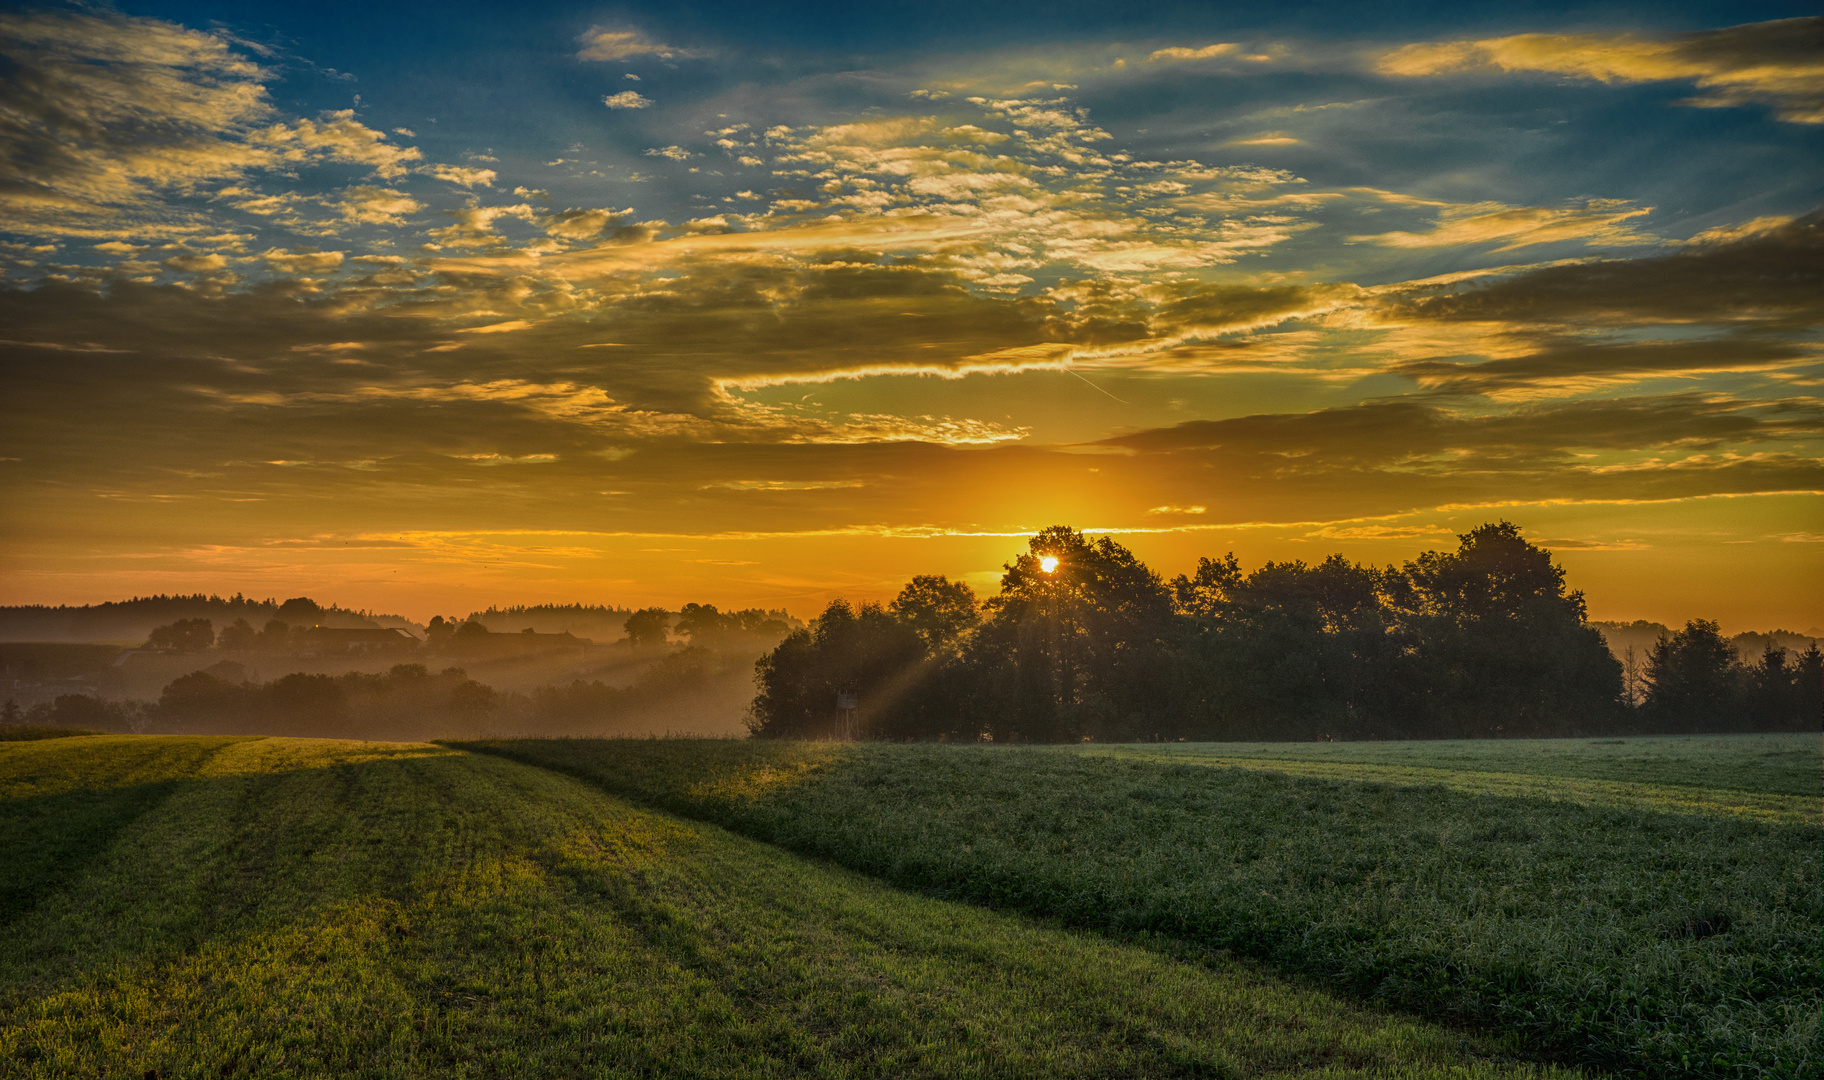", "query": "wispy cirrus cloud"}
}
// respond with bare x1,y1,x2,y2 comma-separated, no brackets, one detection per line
1379,17,1824,124
1350,199,1657,252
